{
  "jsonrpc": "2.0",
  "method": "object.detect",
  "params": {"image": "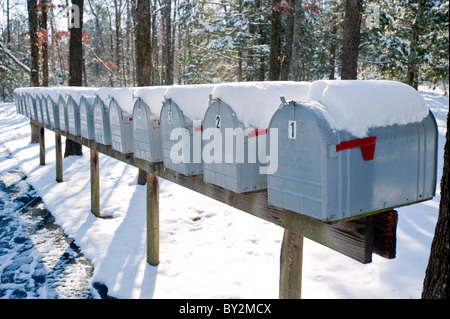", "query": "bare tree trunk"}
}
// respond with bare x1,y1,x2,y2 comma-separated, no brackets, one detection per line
41,0,49,86
290,0,303,81
6,0,11,44
280,0,293,81
135,0,152,185
65,0,84,157
406,0,427,89
341,0,363,80
422,111,449,299
162,0,174,85
269,0,282,81
27,0,40,143
113,0,123,86
151,0,160,85
329,23,338,80
136,0,152,87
